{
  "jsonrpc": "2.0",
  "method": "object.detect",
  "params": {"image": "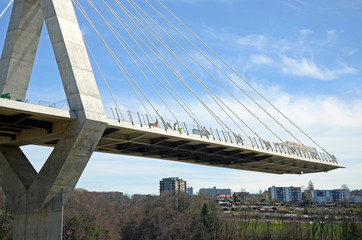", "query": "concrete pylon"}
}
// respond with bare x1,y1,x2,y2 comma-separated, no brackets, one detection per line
0,0,107,239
